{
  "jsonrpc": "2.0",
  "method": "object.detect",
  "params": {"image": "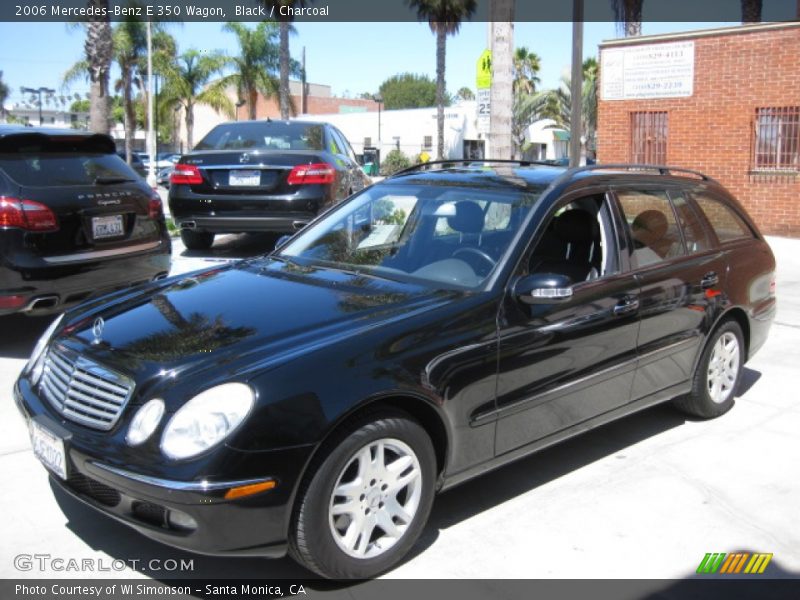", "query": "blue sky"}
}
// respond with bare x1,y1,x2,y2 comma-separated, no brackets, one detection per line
0,21,735,107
